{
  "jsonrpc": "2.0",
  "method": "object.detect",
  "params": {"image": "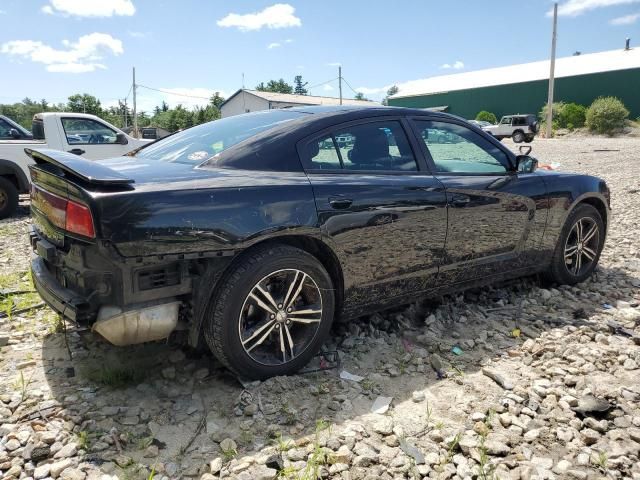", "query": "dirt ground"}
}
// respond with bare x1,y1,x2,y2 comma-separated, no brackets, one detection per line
0,136,639,480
